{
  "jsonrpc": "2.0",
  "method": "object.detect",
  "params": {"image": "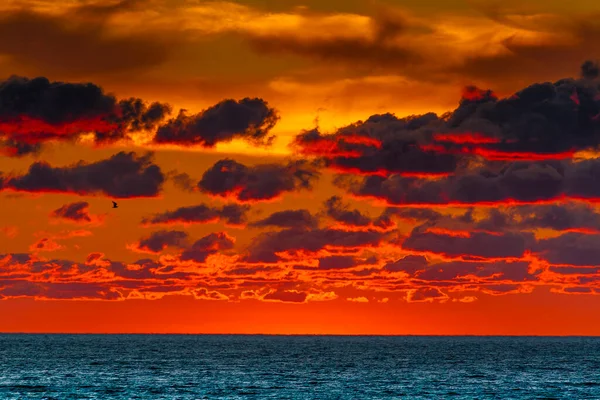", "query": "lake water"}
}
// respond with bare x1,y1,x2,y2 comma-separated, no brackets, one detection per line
0,335,599,399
